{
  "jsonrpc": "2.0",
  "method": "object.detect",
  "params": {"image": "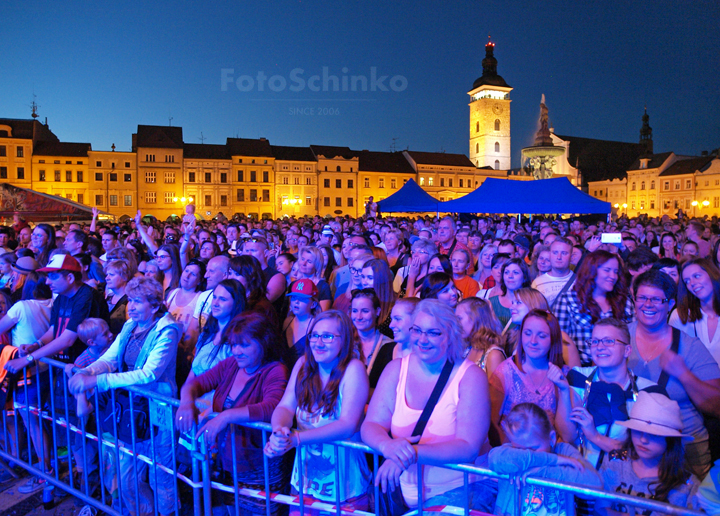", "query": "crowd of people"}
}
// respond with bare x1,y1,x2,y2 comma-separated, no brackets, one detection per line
1,207,720,515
